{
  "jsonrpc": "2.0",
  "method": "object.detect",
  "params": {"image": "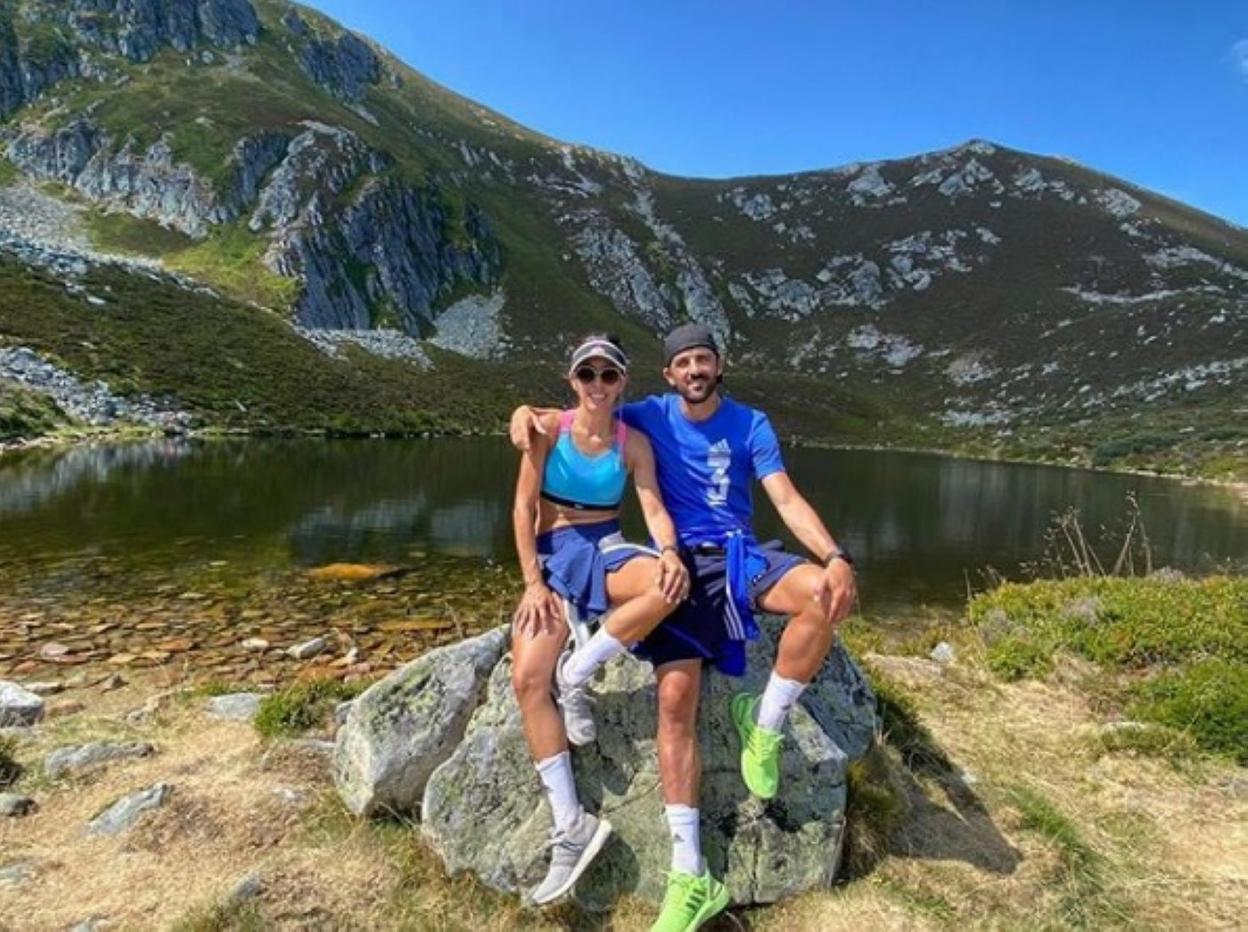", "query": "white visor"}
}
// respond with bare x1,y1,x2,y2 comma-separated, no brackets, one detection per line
568,339,628,374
